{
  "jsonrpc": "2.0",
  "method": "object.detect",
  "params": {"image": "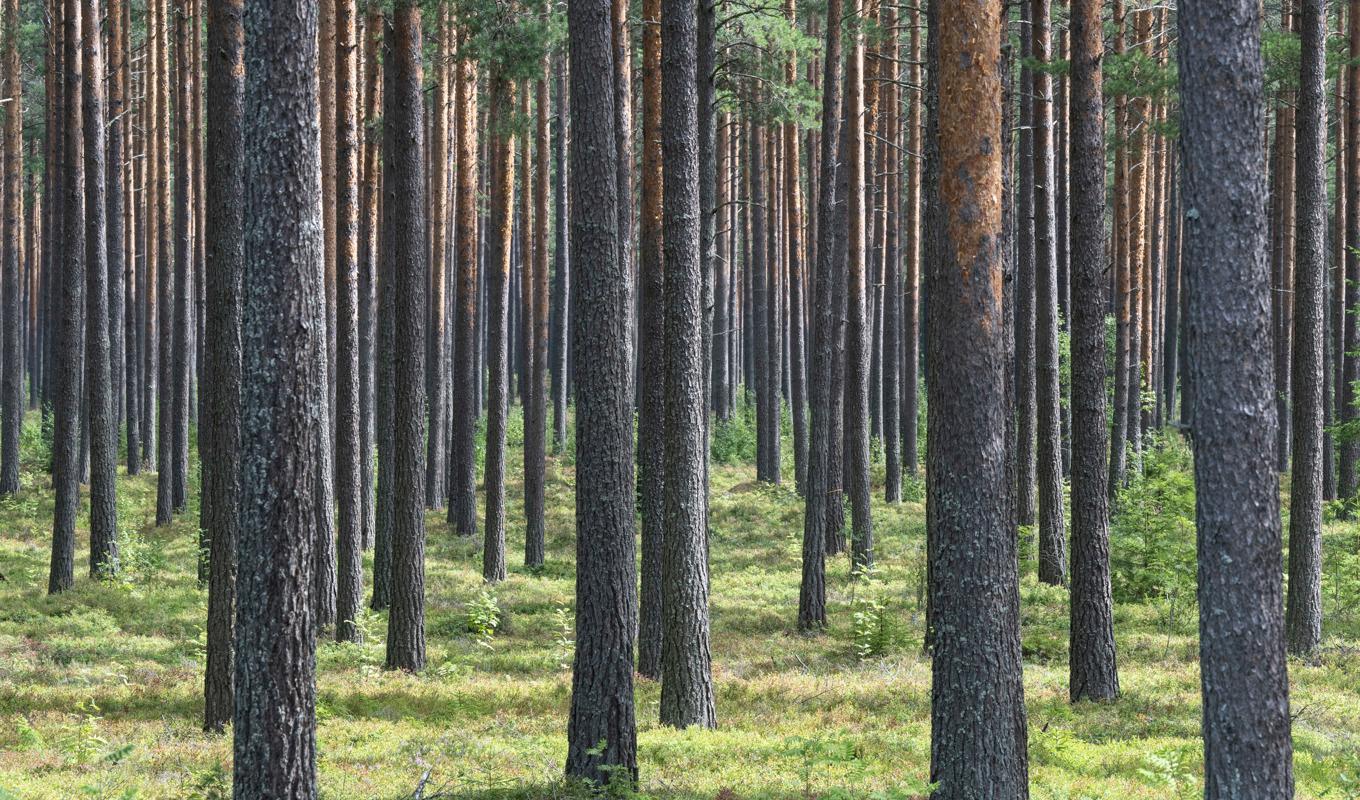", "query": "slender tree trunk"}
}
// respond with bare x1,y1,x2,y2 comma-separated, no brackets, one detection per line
0,0,23,496
155,0,174,525
636,0,665,680
233,0,324,790
359,4,380,550
202,0,244,732
1032,0,1065,586
107,0,127,476
483,79,516,586
334,0,363,642
902,6,920,477
845,0,872,571
525,63,550,569
1342,0,1360,506
449,50,480,539
172,0,193,520
881,0,901,504
565,0,638,781
1287,0,1327,658
800,0,842,631
383,0,428,671
550,53,570,453
1015,0,1037,527
1108,0,1129,499
786,0,808,496
926,1,1030,794
50,0,84,595
1068,0,1119,703
1179,0,1296,793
